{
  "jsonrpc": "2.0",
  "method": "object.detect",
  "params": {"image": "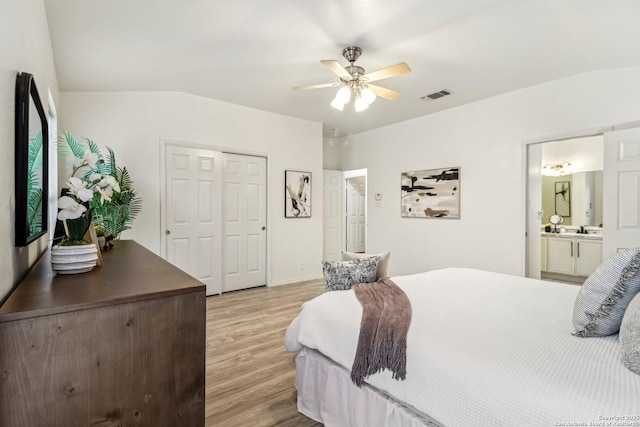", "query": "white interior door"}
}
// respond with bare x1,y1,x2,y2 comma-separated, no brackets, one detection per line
323,170,343,261
603,126,640,258
164,145,222,295
222,153,267,292
346,177,366,253
526,143,543,278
